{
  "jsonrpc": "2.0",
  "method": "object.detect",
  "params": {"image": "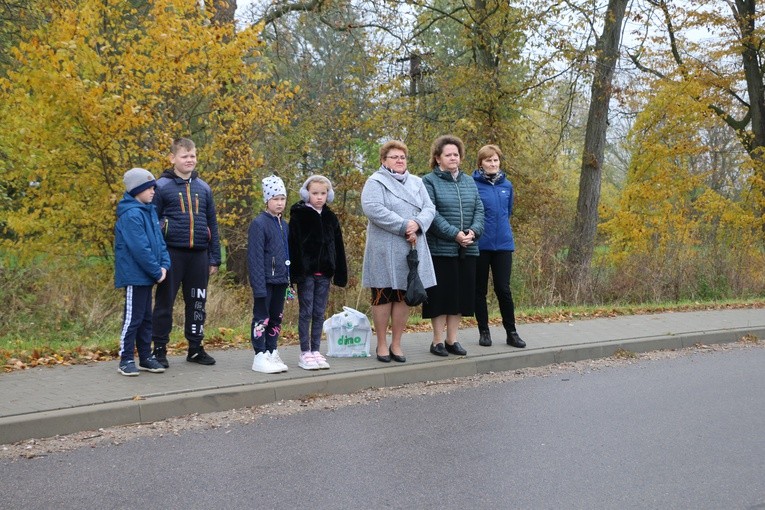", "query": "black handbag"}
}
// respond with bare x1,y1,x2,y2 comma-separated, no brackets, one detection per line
404,245,428,306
